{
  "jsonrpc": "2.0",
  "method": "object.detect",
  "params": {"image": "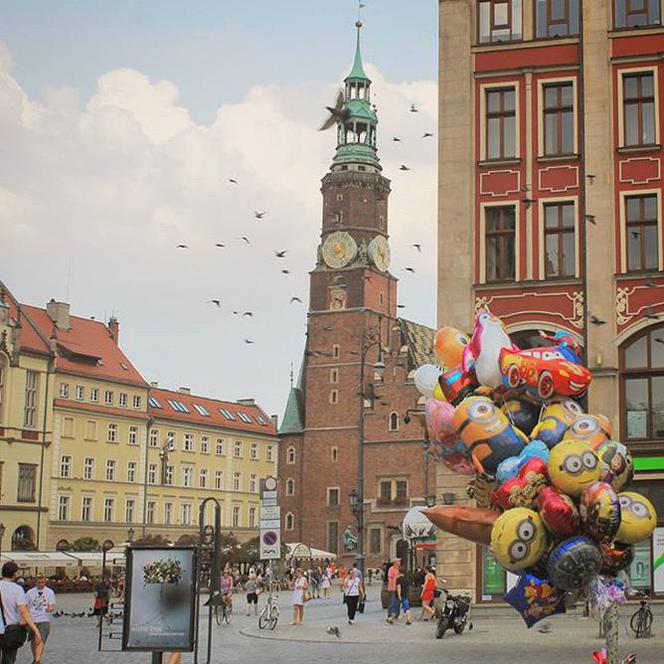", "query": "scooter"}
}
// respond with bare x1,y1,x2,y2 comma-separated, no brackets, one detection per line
435,589,473,639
